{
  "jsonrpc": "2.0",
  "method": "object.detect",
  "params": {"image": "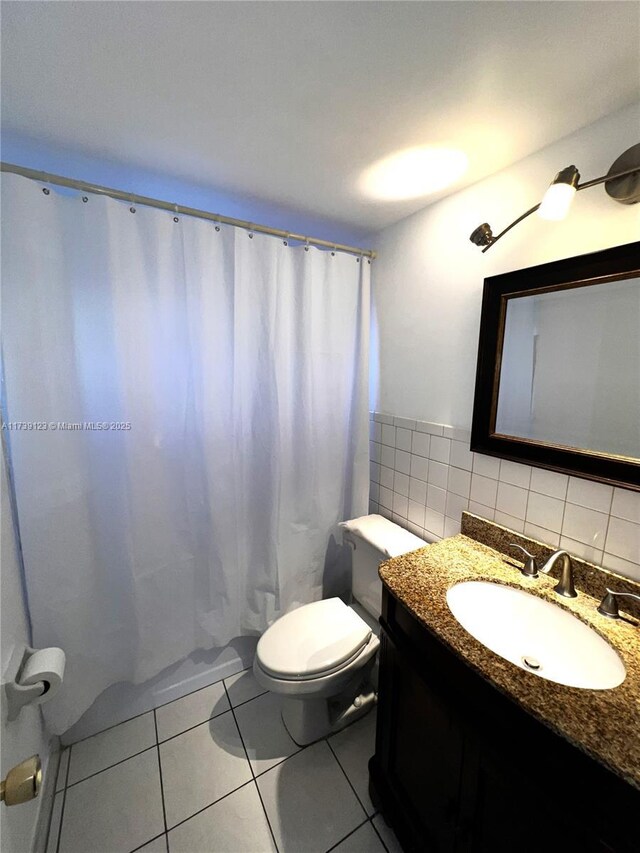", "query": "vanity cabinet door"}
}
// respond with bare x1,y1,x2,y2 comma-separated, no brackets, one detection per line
374,629,464,851
458,739,595,853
